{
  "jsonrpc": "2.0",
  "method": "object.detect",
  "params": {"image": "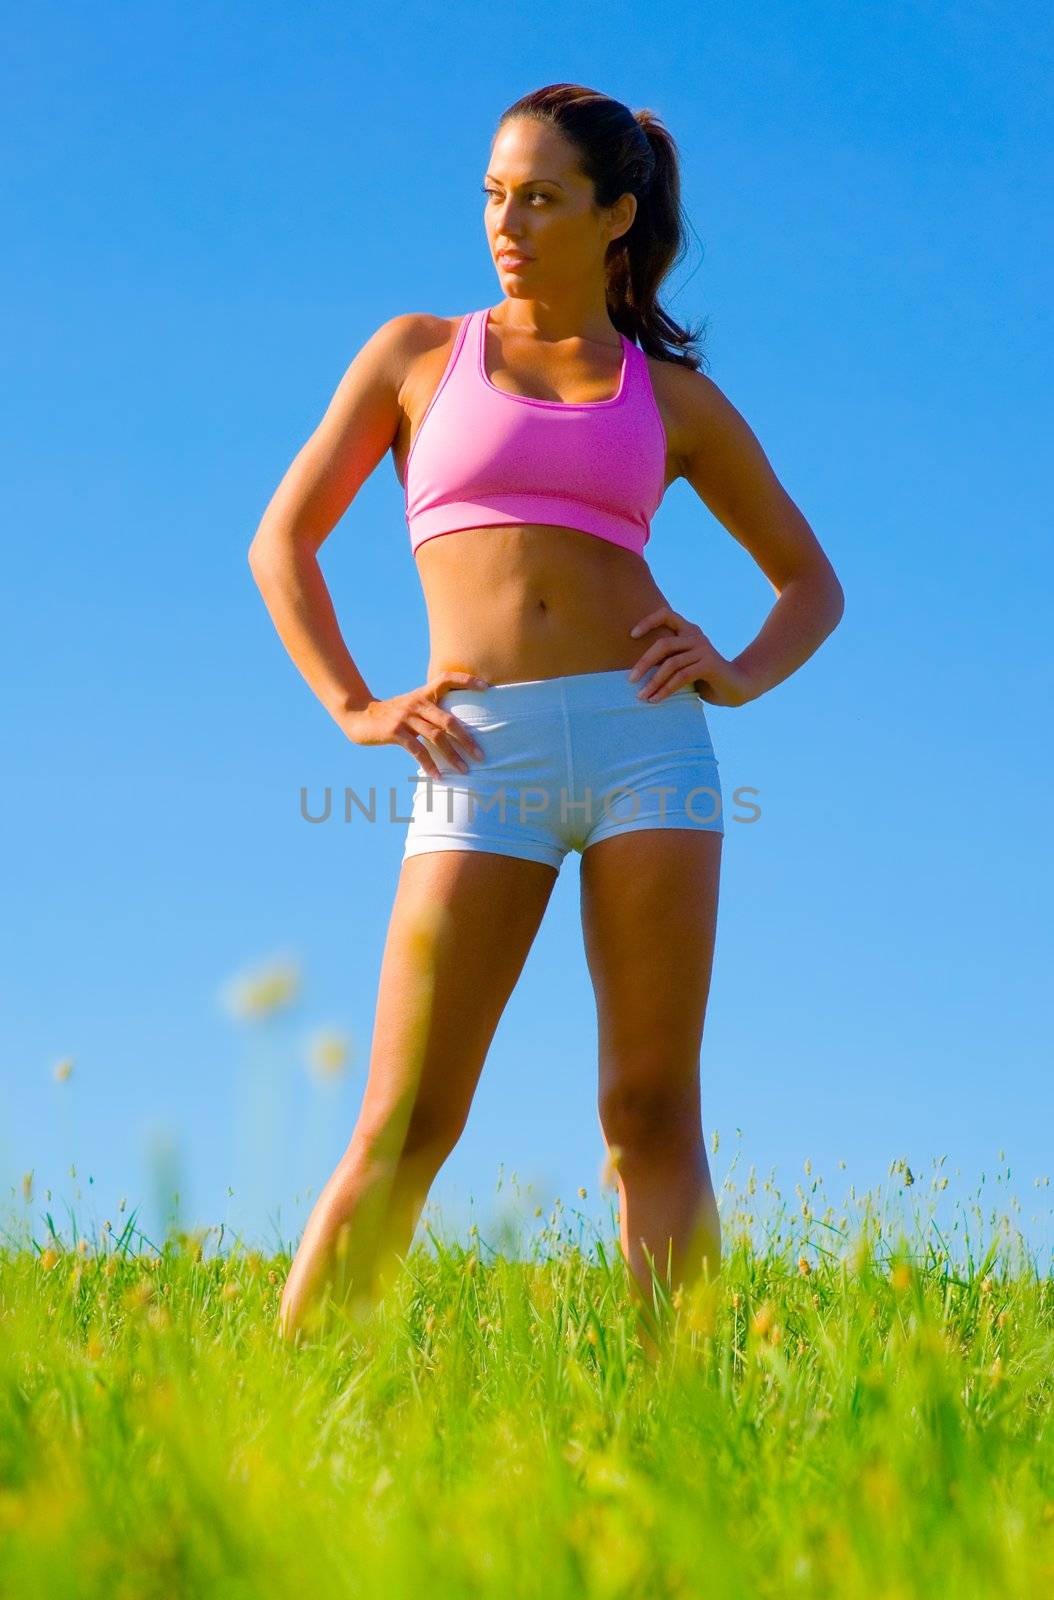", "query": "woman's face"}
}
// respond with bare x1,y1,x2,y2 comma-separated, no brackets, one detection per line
482,117,636,298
